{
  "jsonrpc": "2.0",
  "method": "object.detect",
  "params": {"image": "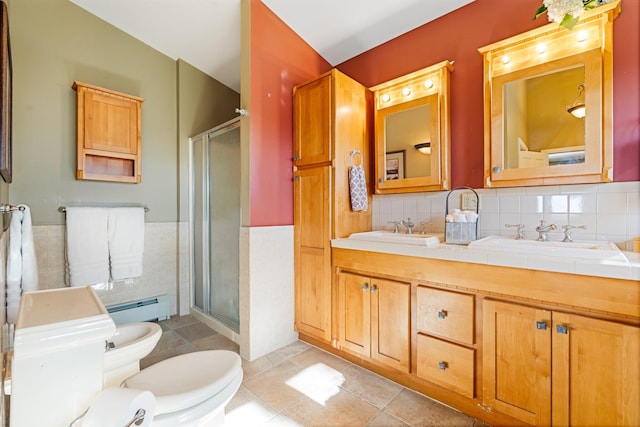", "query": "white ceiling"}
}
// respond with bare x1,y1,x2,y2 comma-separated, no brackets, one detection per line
68,0,474,93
